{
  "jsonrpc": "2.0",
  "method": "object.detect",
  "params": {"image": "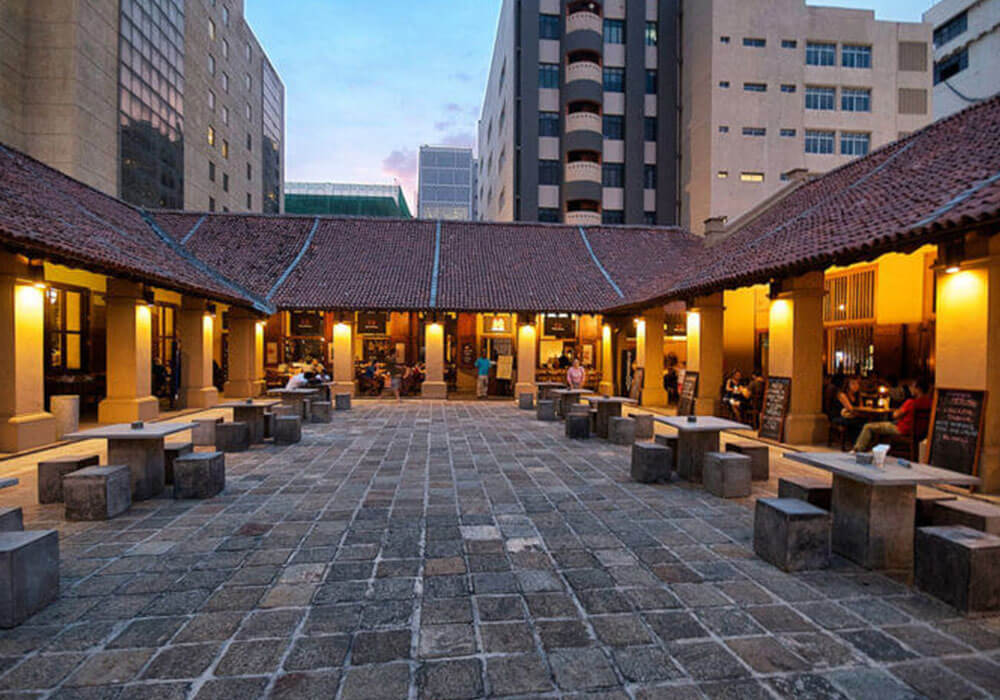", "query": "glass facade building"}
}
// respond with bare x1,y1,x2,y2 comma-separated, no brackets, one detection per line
261,59,284,214
418,146,475,220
